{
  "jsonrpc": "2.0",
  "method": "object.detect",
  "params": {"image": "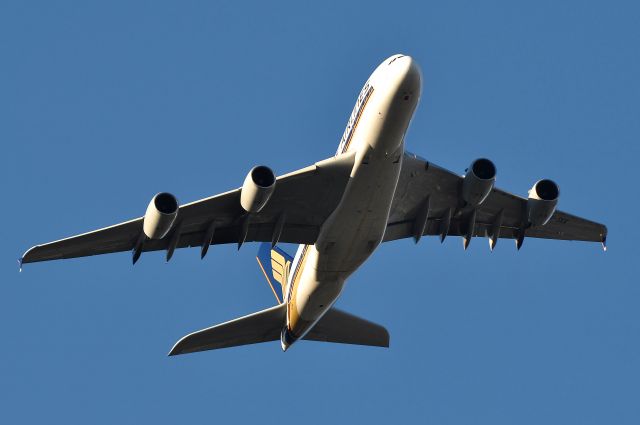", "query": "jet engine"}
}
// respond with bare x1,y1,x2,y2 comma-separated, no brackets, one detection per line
462,158,496,207
143,192,179,239
240,166,276,213
526,179,559,226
